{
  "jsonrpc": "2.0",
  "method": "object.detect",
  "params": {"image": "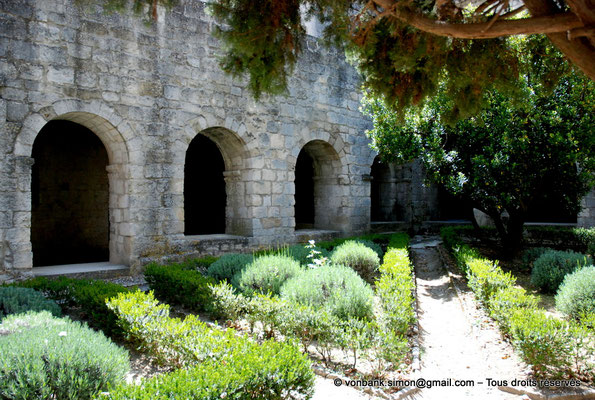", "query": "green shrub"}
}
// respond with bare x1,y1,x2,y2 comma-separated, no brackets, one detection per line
0,287,61,319
555,266,595,319
508,308,576,377
206,253,254,282
376,248,415,335
465,257,516,305
104,339,314,400
531,250,591,293
234,255,302,296
388,232,409,250
11,277,129,336
105,291,314,398
280,264,374,320
487,286,538,334
330,241,380,283
0,311,129,400
144,263,215,312
209,281,248,323
522,247,553,266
